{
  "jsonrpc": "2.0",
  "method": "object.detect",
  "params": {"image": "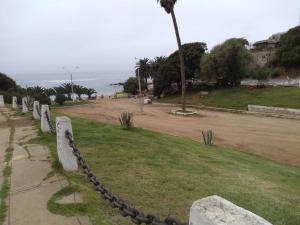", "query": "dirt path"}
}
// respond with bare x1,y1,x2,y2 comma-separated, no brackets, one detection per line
0,108,91,225
58,98,300,166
